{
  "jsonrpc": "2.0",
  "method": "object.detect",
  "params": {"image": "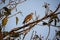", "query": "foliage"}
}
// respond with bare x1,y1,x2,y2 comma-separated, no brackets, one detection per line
2,17,8,26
